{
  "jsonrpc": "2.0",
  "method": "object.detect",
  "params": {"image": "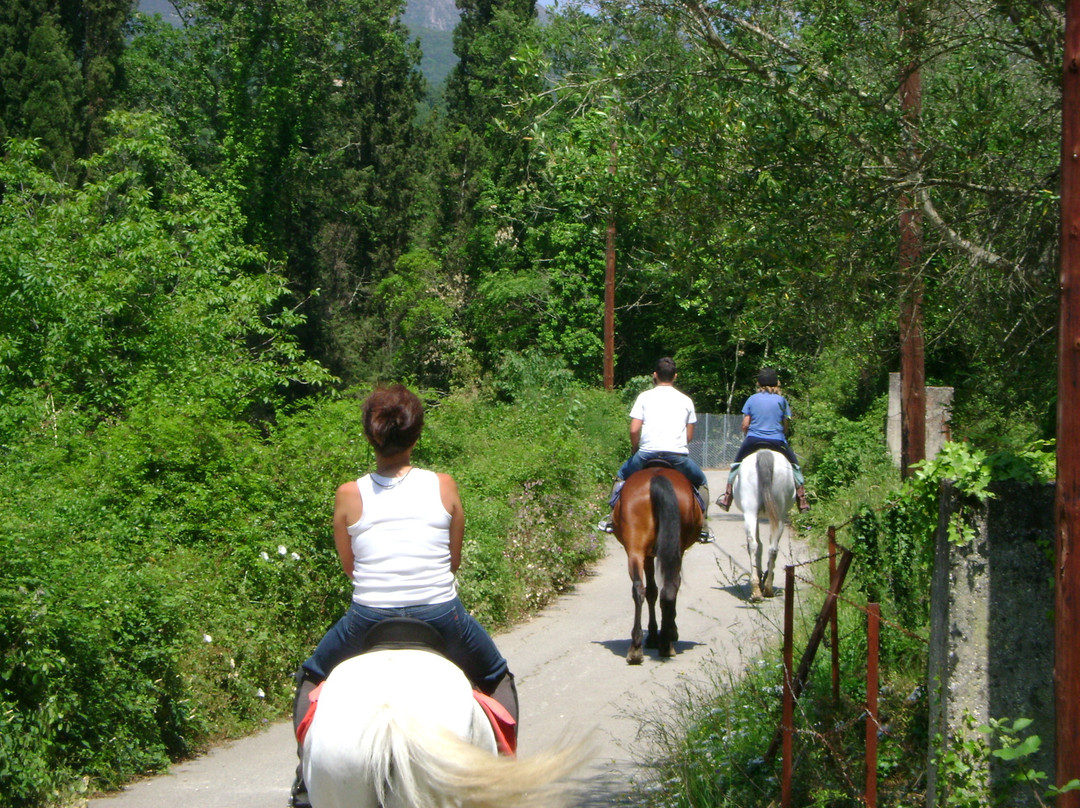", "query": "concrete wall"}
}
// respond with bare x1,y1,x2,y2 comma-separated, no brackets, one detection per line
926,481,1055,808
886,373,954,466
